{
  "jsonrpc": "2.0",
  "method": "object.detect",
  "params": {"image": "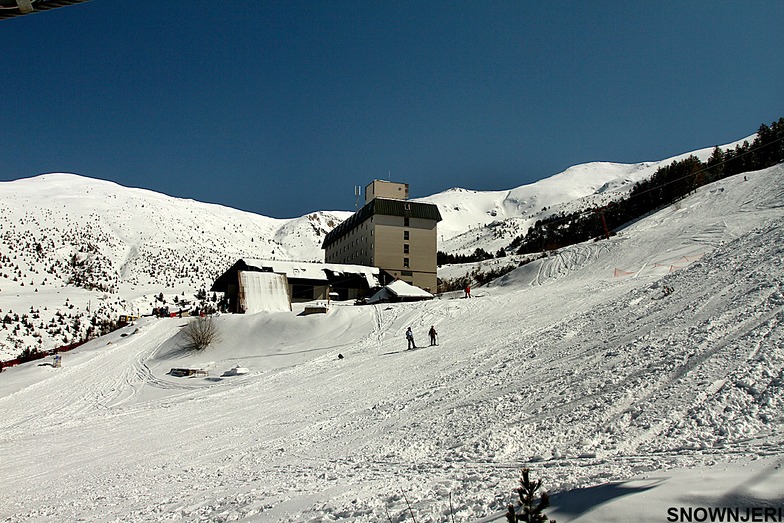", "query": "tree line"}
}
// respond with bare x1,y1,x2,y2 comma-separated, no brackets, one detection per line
437,247,498,266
